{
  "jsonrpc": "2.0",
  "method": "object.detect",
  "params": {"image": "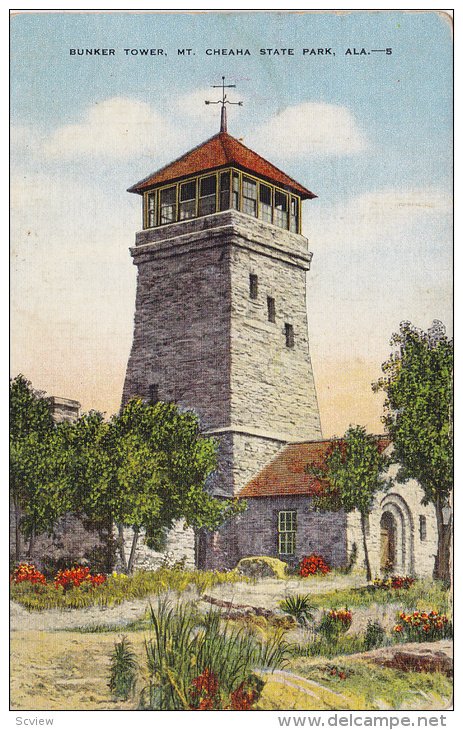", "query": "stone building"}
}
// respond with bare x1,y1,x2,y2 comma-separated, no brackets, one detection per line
121,104,439,577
